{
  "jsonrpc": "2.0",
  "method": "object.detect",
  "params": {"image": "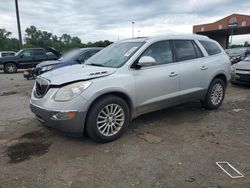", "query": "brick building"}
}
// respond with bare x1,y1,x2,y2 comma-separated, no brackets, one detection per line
193,14,250,49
